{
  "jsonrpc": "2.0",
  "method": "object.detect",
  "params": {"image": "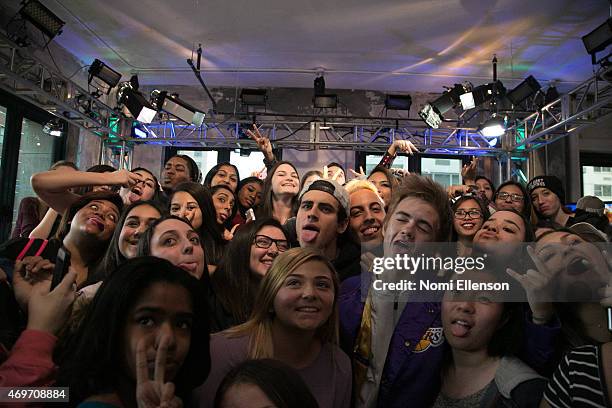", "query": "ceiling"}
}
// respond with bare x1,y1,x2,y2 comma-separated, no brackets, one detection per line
5,0,611,94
